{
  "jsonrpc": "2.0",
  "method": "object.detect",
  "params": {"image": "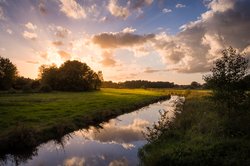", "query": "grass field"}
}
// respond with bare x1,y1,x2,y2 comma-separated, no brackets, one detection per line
139,91,250,165
0,88,170,153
